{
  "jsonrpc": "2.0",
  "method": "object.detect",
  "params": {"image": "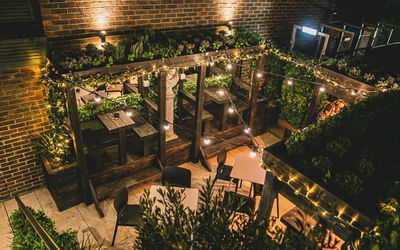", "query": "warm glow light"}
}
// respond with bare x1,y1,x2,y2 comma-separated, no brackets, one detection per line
100,30,106,36
210,62,215,66
295,189,300,195
322,211,327,216
351,90,356,96
287,78,293,85
228,107,234,114
228,21,233,25
97,15,106,28
226,30,232,36
94,96,101,103
216,74,221,80
250,149,257,158
203,136,211,145
319,86,325,92
244,127,250,134
256,72,262,78
163,123,170,131
227,63,233,70
126,111,132,117
217,89,224,96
